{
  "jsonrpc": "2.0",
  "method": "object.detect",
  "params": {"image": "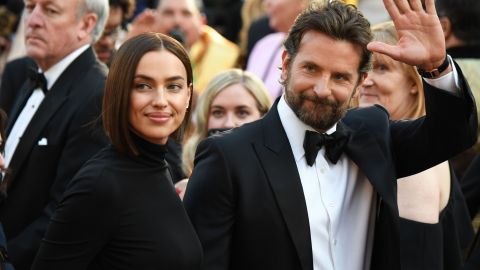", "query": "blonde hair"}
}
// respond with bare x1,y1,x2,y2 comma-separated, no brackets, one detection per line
182,69,272,176
369,21,425,119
